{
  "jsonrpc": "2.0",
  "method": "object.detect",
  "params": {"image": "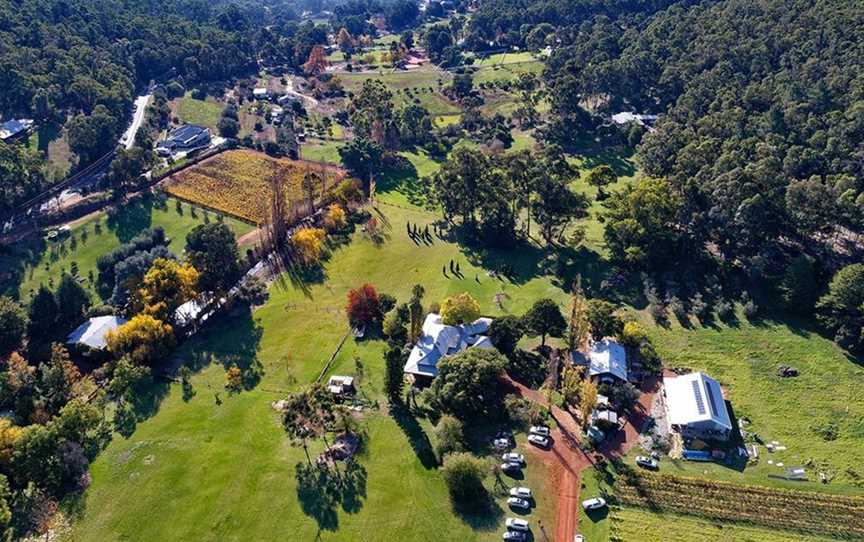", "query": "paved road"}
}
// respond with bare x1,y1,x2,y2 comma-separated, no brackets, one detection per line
122,94,151,149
